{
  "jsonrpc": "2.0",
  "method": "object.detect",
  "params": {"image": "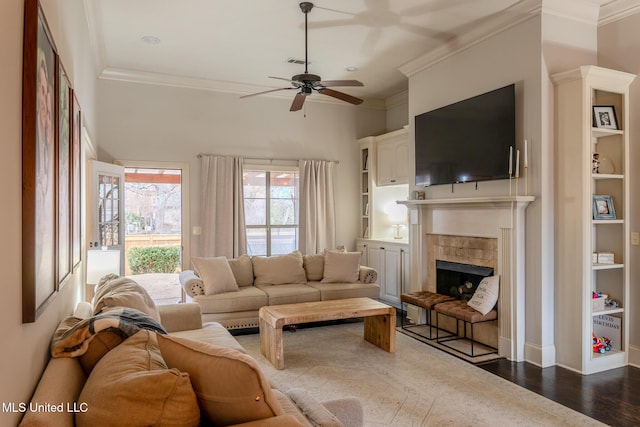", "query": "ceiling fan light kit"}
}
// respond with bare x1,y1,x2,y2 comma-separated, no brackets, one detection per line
241,2,364,112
